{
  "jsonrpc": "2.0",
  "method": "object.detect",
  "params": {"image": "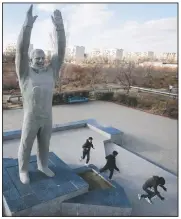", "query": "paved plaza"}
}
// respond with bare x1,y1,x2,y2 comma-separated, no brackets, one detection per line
3,122,177,216
3,101,178,175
